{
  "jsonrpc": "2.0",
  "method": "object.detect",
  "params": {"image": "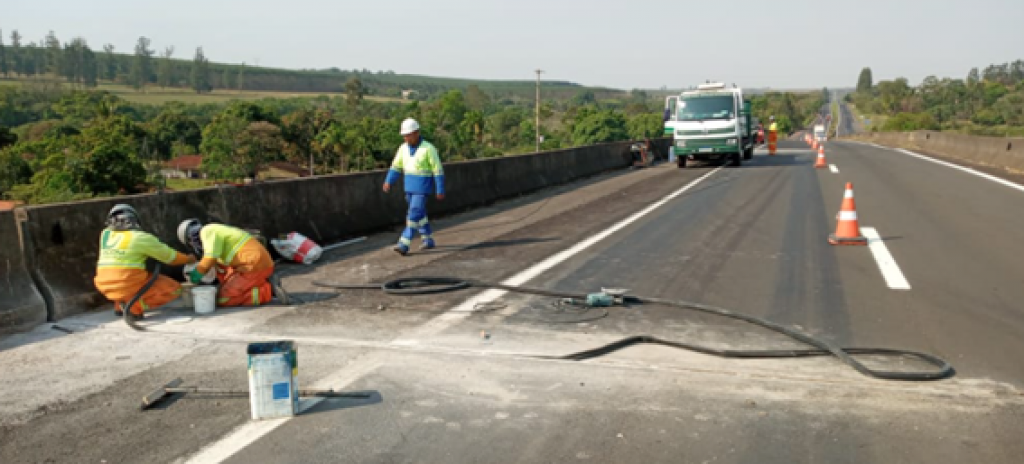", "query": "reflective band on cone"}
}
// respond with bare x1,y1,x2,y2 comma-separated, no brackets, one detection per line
829,182,868,246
